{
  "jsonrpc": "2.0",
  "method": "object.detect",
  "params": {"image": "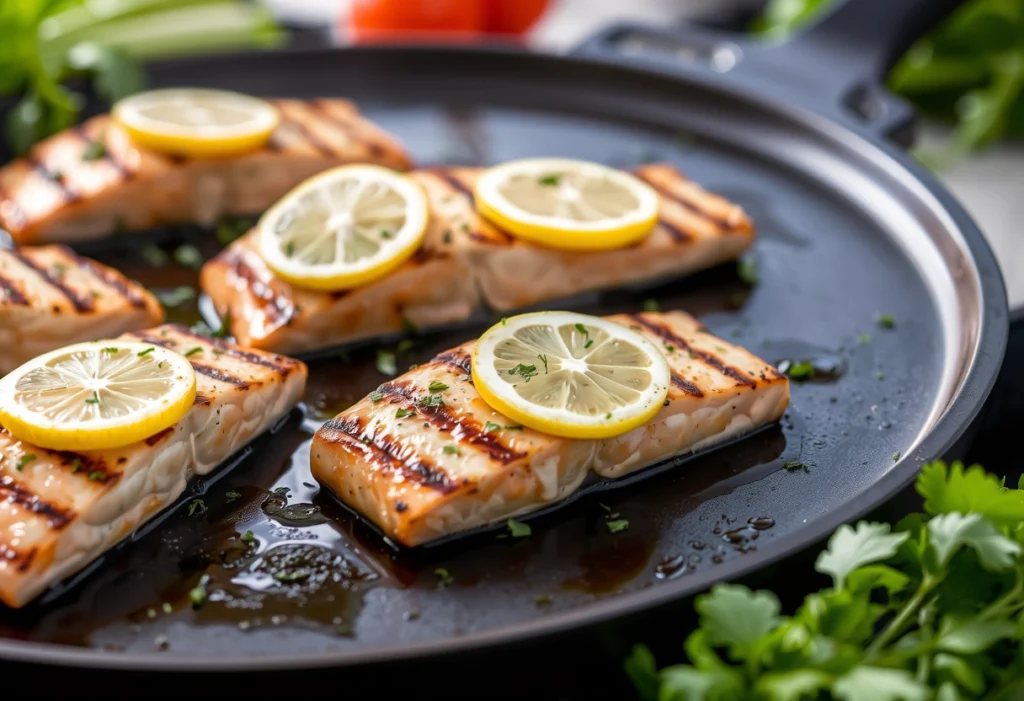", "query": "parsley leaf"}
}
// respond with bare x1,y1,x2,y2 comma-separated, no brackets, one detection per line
172,244,204,270
443,445,459,455
483,421,501,433
737,255,758,285
696,584,781,660
428,381,449,392
81,140,107,161
537,174,560,186
369,391,384,402
877,313,896,329
376,349,397,376
507,518,531,538
606,519,629,533
815,522,909,590
508,363,538,382
396,408,414,419
917,460,1024,526
927,512,1020,571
